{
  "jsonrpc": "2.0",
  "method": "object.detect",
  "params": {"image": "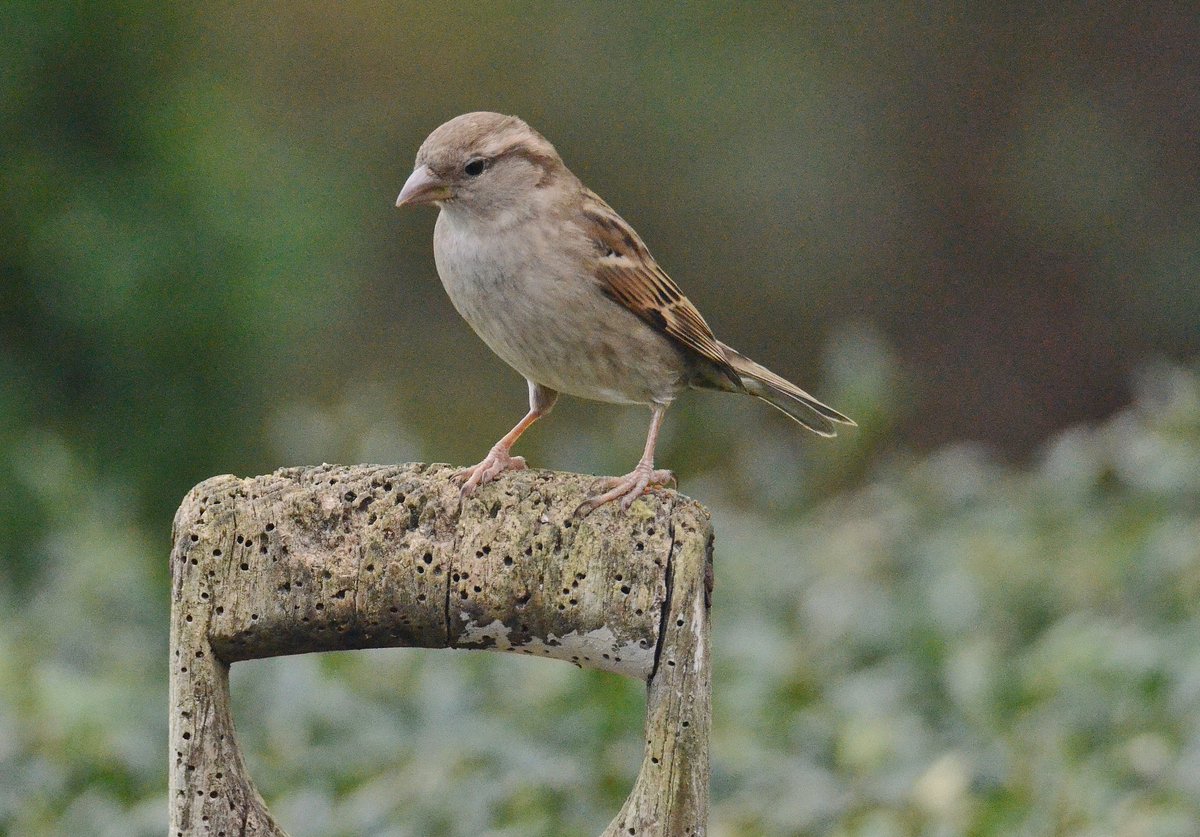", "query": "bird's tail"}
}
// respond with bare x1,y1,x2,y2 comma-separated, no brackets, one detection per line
716,342,856,437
